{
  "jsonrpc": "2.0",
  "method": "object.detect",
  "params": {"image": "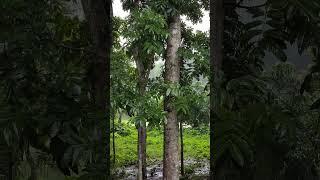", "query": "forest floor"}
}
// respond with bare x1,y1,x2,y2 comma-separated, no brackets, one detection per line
112,123,209,179
115,159,209,179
